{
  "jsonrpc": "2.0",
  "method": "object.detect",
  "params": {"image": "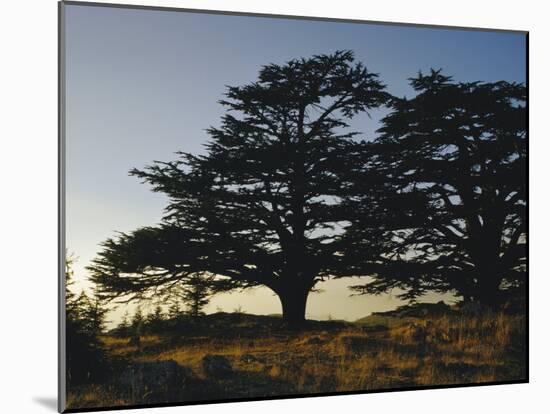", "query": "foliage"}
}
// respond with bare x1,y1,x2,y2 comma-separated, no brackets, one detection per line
347,70,526,307
88,51,389,324
66,253,110,386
